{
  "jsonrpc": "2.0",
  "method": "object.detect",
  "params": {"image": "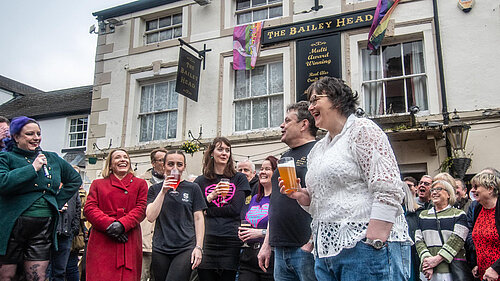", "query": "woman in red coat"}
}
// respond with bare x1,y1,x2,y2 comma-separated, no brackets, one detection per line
84,148,148,281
